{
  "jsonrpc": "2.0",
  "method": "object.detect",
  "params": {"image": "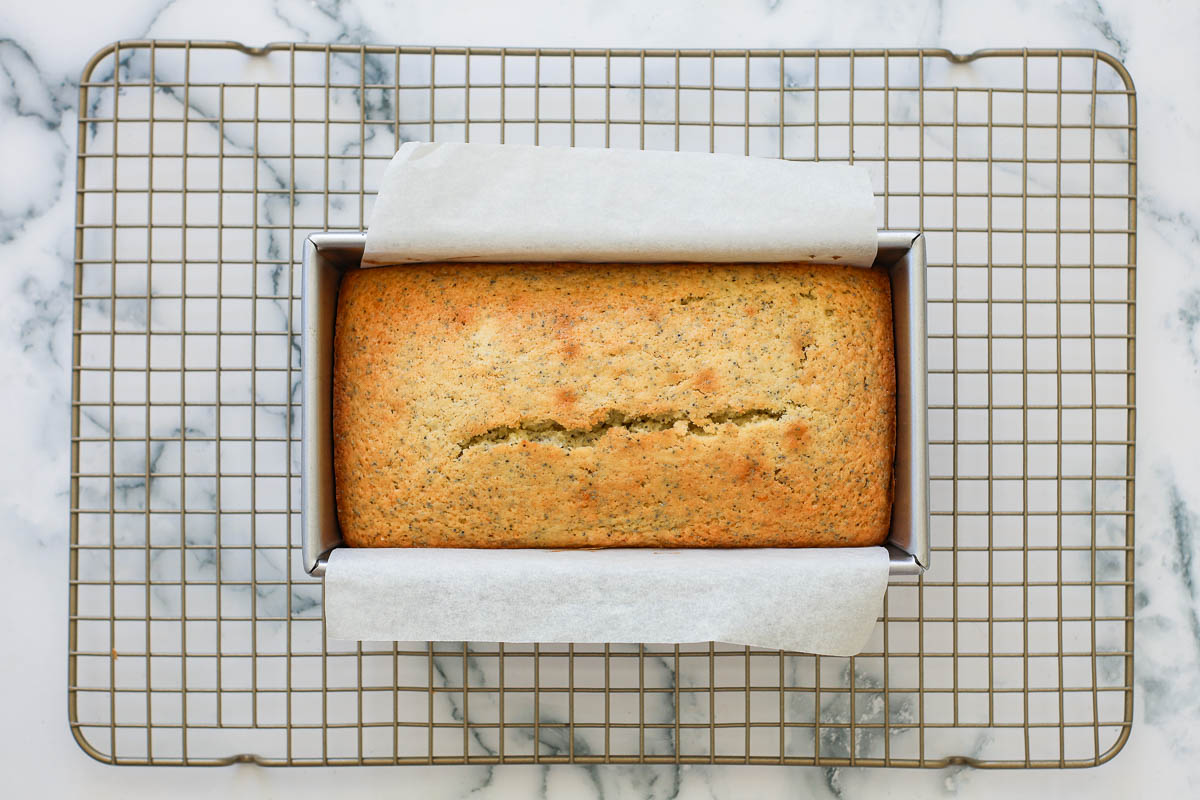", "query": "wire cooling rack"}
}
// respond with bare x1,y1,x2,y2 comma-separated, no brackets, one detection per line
69,42,1136,767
